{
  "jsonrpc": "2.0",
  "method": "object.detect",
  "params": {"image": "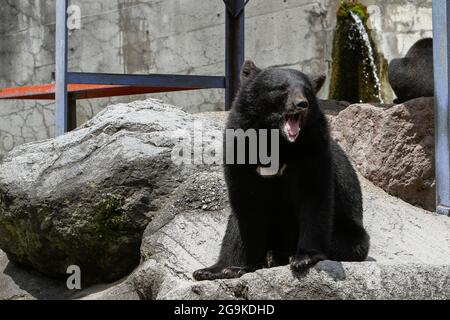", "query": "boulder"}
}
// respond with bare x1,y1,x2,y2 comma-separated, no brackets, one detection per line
124,171,450,300
0,99,222,284
330,97,435,211
87,106,450,300
0,99,449,300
